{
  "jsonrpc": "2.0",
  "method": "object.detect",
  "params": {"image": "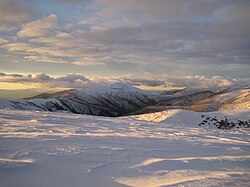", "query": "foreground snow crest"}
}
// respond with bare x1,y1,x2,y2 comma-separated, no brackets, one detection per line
0,109,249,186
